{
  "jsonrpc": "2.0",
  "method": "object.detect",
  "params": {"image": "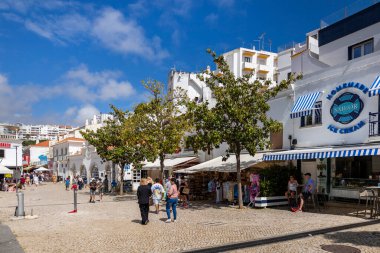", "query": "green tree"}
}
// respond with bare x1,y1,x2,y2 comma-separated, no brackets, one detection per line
81,105,151,195
133,80,190,179
186,49,300,208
